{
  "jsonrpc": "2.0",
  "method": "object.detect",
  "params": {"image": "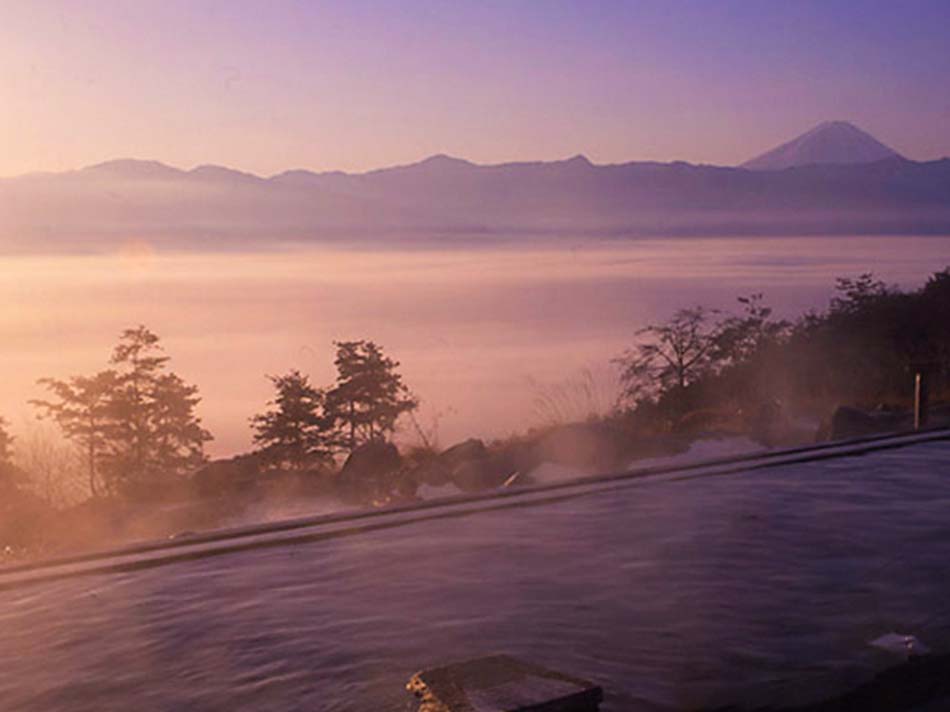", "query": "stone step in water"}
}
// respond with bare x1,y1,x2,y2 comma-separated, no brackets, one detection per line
407,654,603,711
